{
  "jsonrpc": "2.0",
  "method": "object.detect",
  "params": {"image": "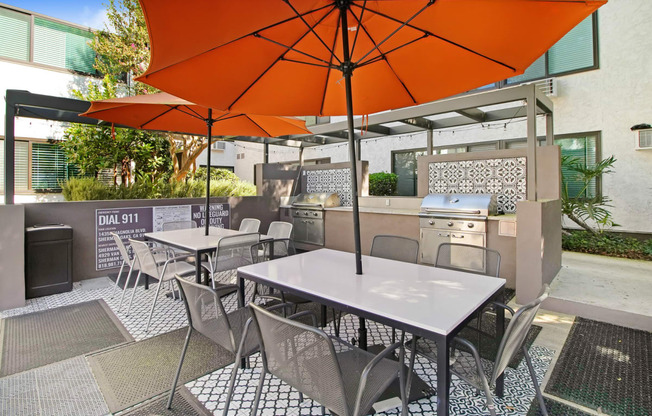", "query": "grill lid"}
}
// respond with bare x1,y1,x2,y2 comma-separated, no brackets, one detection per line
292,192,341,208
420,193,497,218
